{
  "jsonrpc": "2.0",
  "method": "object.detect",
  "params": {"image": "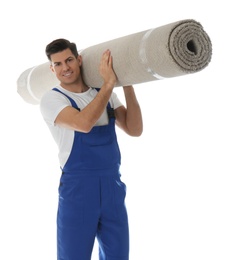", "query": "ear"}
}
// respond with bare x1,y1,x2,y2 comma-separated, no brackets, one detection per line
77,55,82,67
50,64,55,73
